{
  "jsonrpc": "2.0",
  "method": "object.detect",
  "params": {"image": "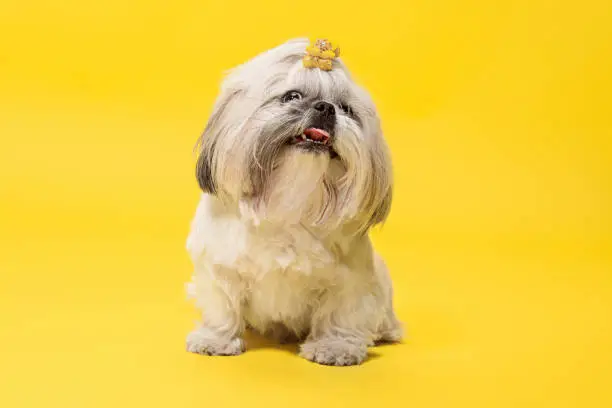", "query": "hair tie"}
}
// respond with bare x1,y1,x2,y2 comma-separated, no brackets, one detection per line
303,39,340,71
